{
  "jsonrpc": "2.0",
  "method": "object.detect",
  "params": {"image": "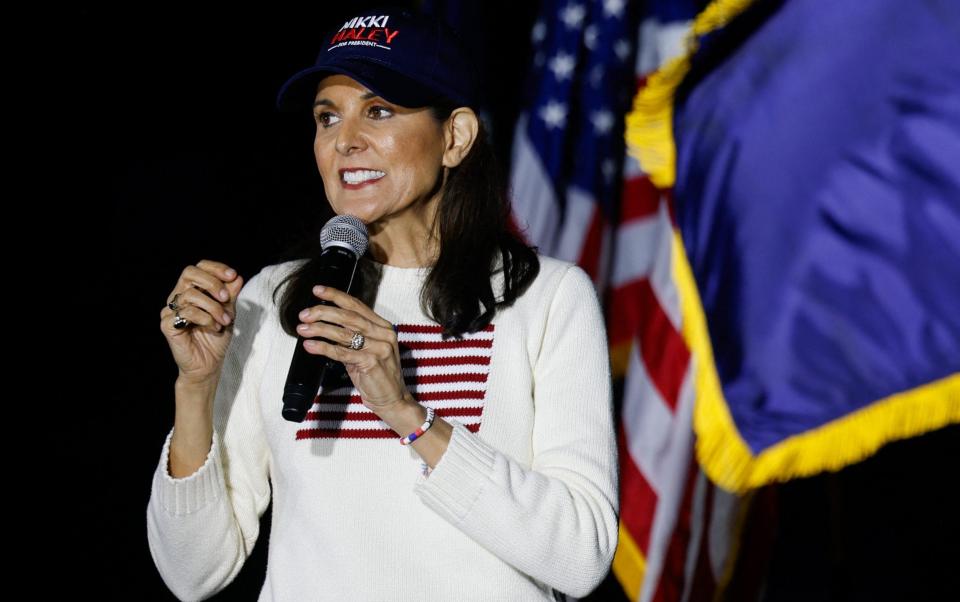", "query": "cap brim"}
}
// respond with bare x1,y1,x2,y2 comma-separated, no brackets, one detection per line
275,59,444,113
